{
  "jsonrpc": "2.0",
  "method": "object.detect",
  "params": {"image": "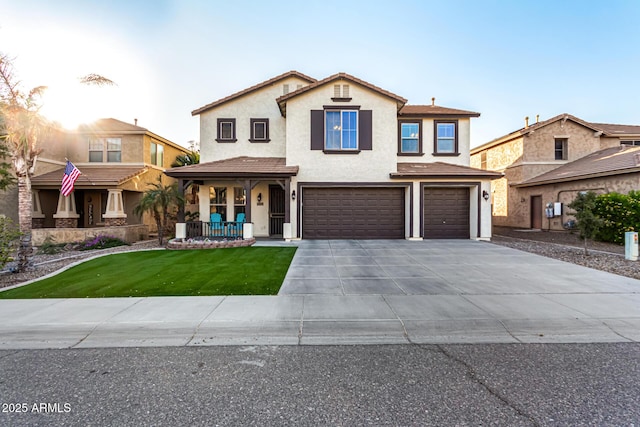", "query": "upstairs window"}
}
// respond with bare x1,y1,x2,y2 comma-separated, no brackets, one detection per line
150,142,164,166
89,137,121,162
555,138,568,160
480,152,487,170
250,118,270,142
325,110,358,150
216,118,236,142
434,121,458,155
311,108,371,152
399,121,421,154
